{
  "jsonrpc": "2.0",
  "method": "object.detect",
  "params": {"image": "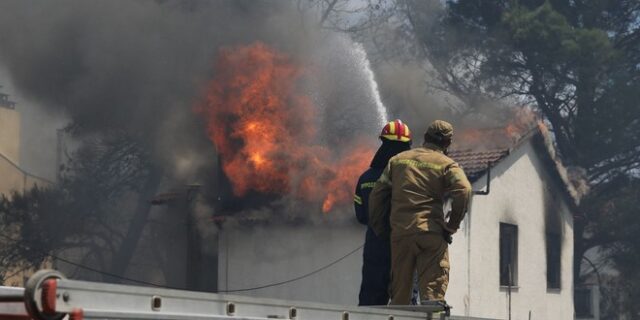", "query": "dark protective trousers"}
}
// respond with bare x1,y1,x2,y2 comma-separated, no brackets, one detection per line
358,228,391,306
389,232,449,305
